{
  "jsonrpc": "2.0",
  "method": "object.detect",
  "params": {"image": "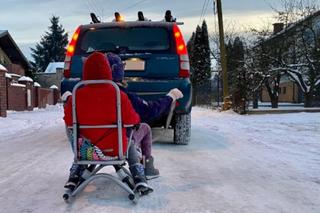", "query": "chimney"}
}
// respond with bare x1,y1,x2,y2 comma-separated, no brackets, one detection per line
273,23,284,34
